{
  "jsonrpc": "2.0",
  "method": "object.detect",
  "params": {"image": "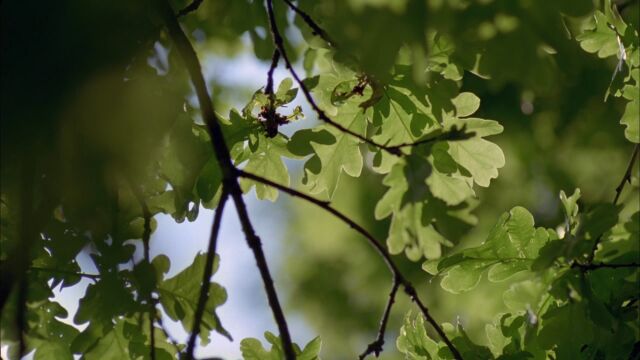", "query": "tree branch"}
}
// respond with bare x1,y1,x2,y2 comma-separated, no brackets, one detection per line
359,278,399,359
237,169,463,359
266,49,280,96
185,190,229,359
280,0,335,46
177,0,204,18
613,144,639,205
264,0,403,156
153,1,296,358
